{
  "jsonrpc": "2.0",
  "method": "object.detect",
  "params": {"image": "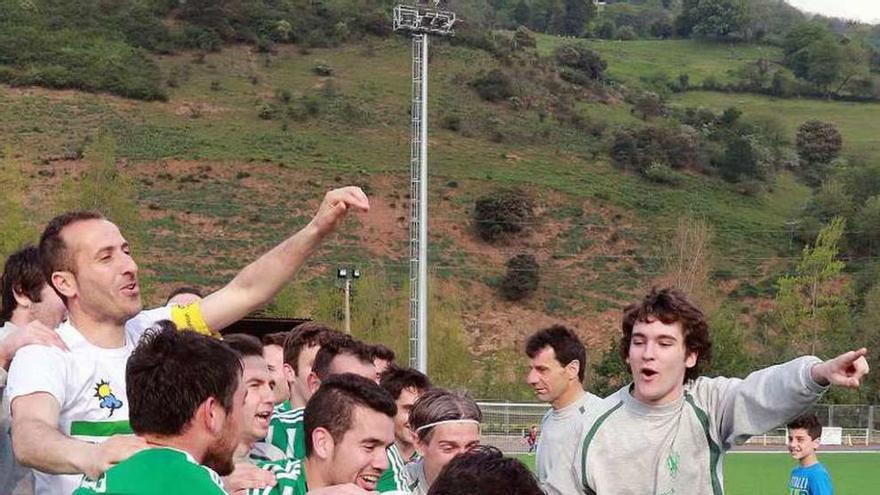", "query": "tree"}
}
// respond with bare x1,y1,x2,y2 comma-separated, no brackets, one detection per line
513,0,531,27
684,0,751,40
852,196,880,255
499,254,540,301
473,189,534,242
774,218,848,355
555,43,607,80
796,121,842,165
662,216,716,310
